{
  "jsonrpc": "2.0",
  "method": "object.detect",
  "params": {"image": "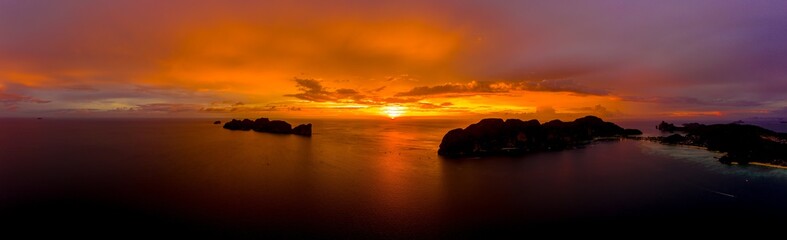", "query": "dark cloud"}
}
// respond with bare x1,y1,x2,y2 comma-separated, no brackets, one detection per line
294,78,325,93
113,103,202,113
494,105,617,121
395,81,506,97
523,79,608,95
199,102,303,112
58,102,296,114
0,90,50,111
371,86,387,92
285,78,329,102
286,78,368,102
622,96,761,107
200,106,277,112
536,106,556,115
209,101,245,106
286,78,424,105
335,88,359,95
136,103,200,113
63,85,99,91
46,108,104,114
418,102,454,109
381,97,421,104
755,107,787,119
567,105,617,118
395,79,606,97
